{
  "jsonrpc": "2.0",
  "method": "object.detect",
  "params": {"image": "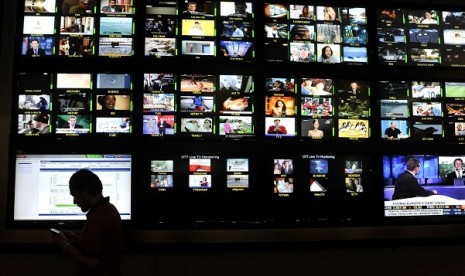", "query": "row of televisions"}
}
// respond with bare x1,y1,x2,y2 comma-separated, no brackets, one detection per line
18,1,465,67
21,1,367,63
9,152,465,226
14,72,465,141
